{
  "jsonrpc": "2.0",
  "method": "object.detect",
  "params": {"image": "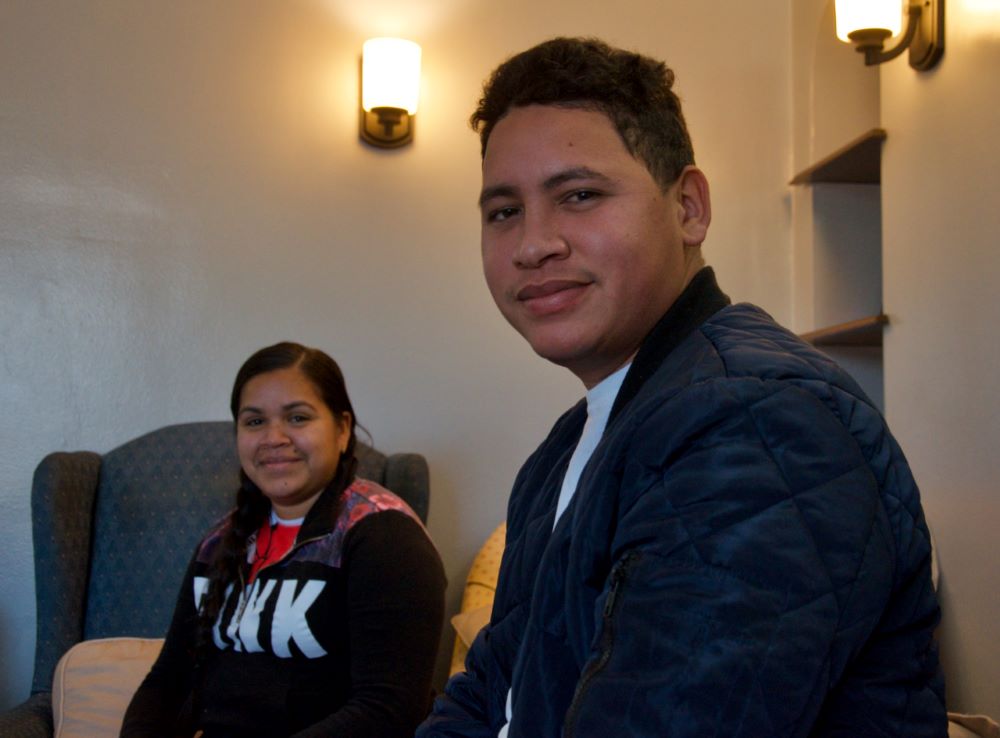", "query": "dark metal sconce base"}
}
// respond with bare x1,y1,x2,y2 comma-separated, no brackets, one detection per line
360,106,414,148
909,0,944,70
849,0,944,71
